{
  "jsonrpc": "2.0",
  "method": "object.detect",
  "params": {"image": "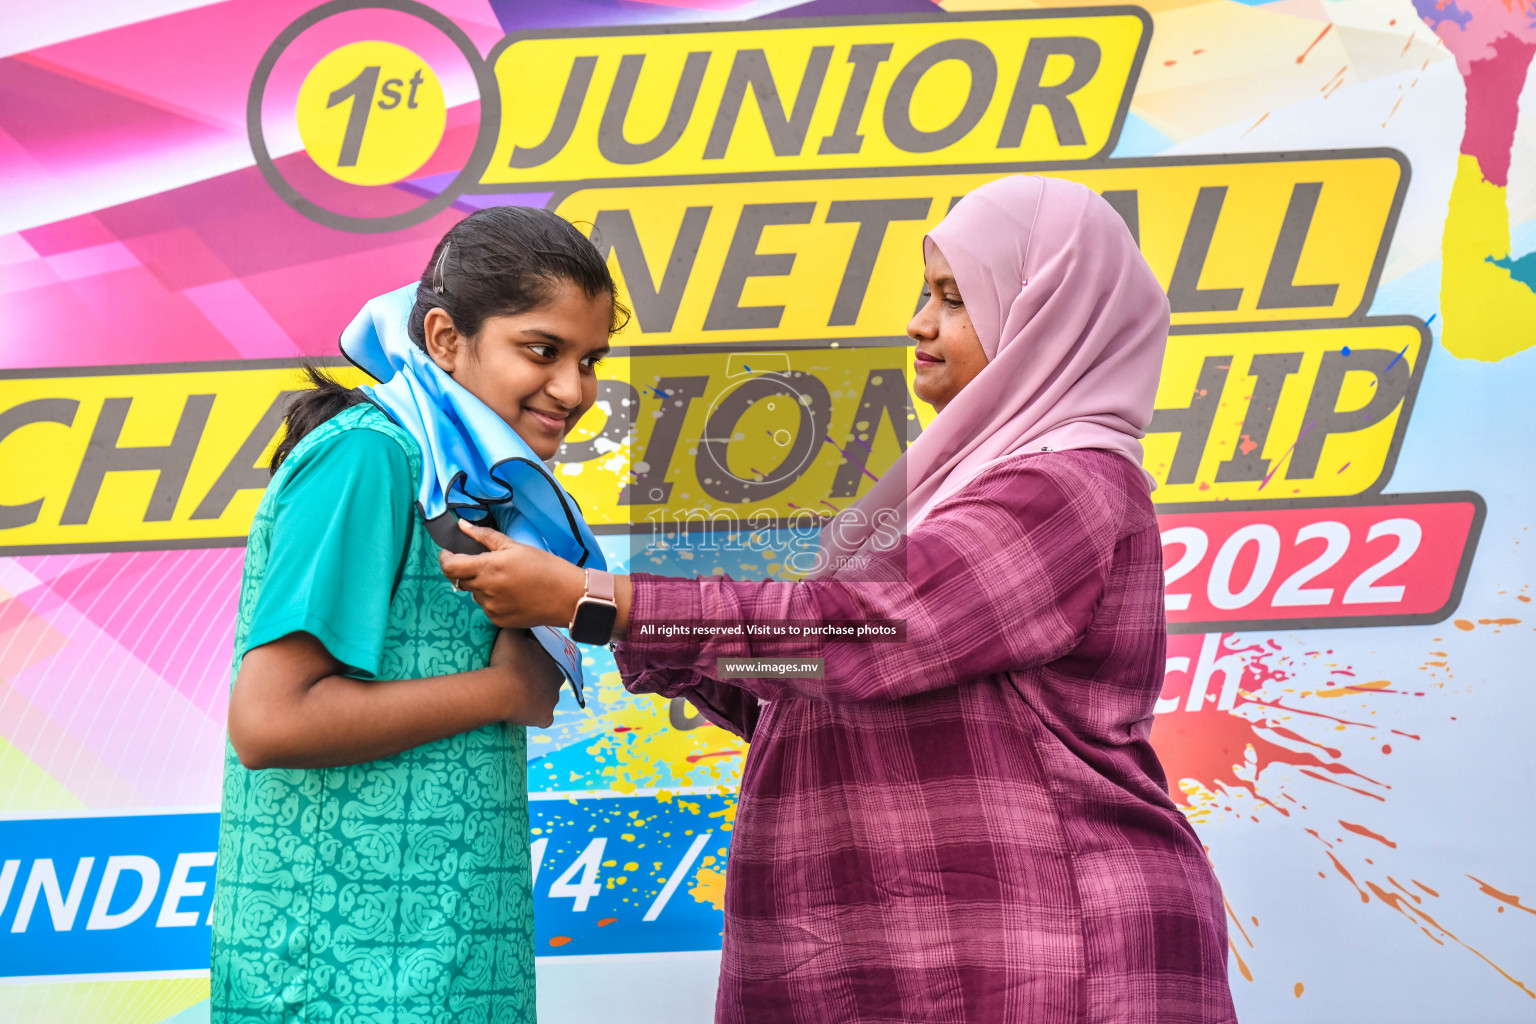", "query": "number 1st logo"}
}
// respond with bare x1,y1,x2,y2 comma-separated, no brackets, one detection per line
295,40,447,185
